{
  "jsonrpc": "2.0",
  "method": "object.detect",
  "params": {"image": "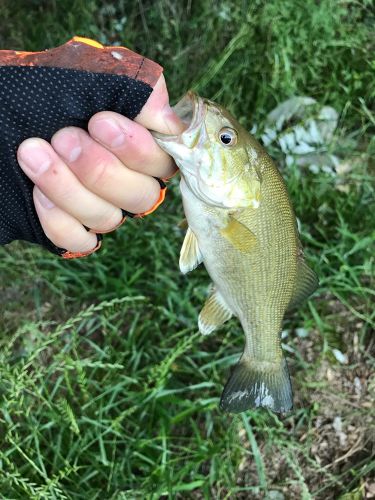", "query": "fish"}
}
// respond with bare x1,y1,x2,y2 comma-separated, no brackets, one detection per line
152,92,318,414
